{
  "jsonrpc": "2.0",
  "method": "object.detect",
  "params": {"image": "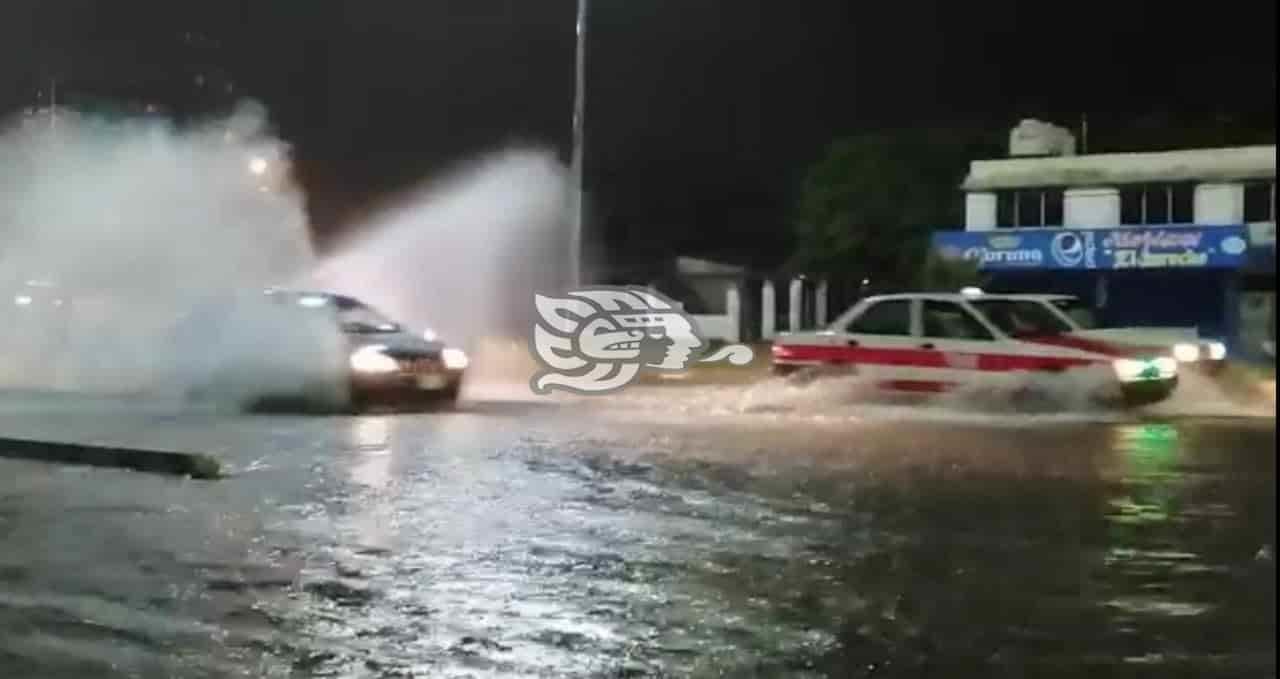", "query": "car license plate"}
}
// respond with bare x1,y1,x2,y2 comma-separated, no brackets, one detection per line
417,373,447,390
